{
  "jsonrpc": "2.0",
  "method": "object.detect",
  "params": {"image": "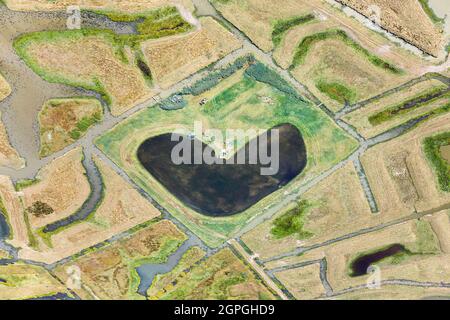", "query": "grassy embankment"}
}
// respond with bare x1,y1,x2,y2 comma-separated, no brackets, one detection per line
271,14,316,47
348,220,441,277
289,29,403,105
13,6,192,106
368,86,449,126
96,56,358,247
